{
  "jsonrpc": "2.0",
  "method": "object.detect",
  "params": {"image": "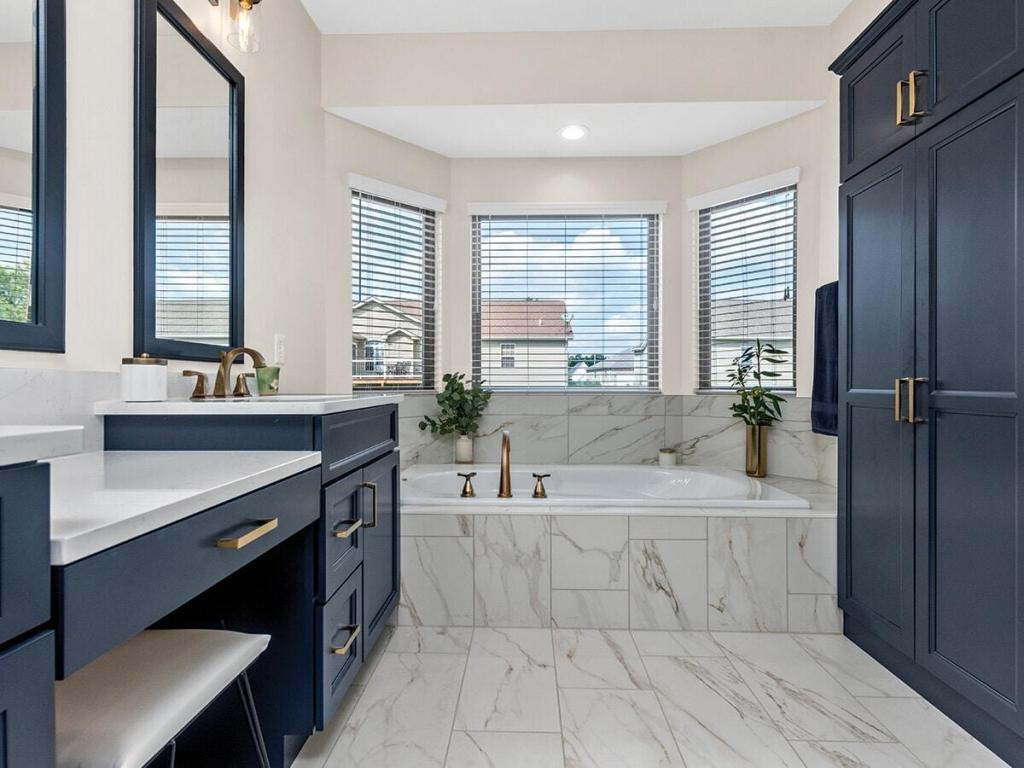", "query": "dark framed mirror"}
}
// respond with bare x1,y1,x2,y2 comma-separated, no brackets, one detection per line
0,0,66,352
135,0,244,361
